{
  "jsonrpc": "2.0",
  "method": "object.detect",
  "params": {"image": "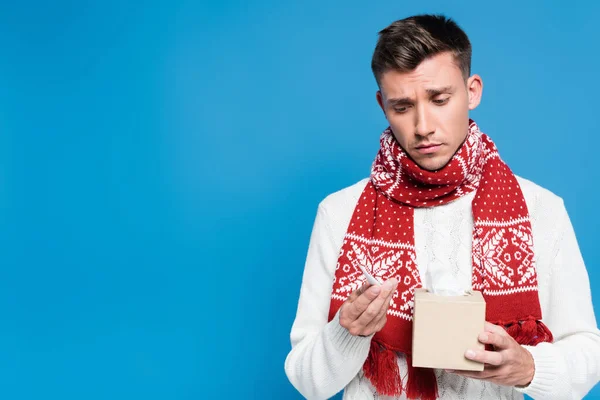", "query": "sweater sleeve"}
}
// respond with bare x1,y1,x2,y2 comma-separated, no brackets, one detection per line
516,201,600,399
284,204,373,400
